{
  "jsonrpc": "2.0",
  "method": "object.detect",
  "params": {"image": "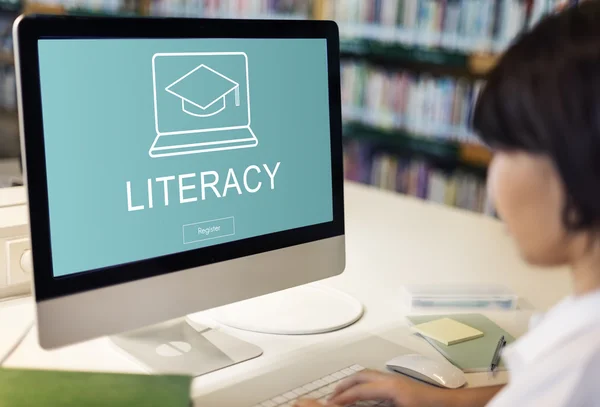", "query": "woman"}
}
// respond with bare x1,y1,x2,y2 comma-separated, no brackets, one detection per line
296,2,600,406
